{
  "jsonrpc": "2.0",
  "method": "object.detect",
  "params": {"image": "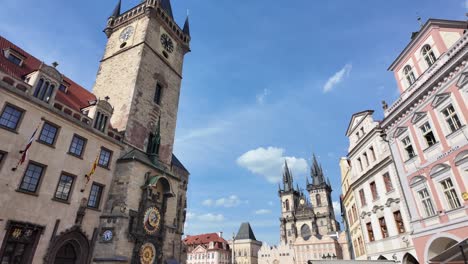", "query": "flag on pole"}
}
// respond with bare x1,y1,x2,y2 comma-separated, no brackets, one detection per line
12,123,41,171
81,155,99,192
